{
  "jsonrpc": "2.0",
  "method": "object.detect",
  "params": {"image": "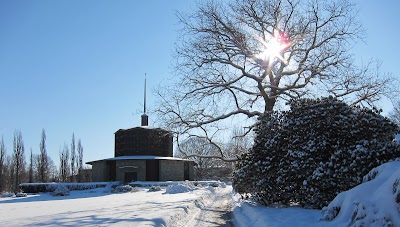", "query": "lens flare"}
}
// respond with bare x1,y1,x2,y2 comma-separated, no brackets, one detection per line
256,31,290,66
